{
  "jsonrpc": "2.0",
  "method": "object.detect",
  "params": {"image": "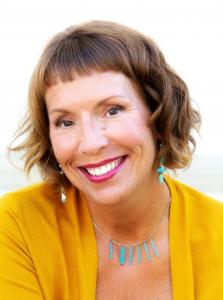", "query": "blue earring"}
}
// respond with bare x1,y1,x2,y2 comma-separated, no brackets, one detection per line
156,155,166,184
